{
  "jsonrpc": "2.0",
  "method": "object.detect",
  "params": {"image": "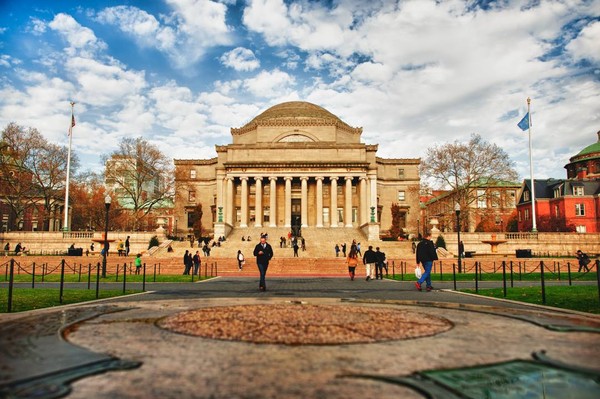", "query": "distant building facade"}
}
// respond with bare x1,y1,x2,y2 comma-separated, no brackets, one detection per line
517,131,600,232
174,101,420,240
